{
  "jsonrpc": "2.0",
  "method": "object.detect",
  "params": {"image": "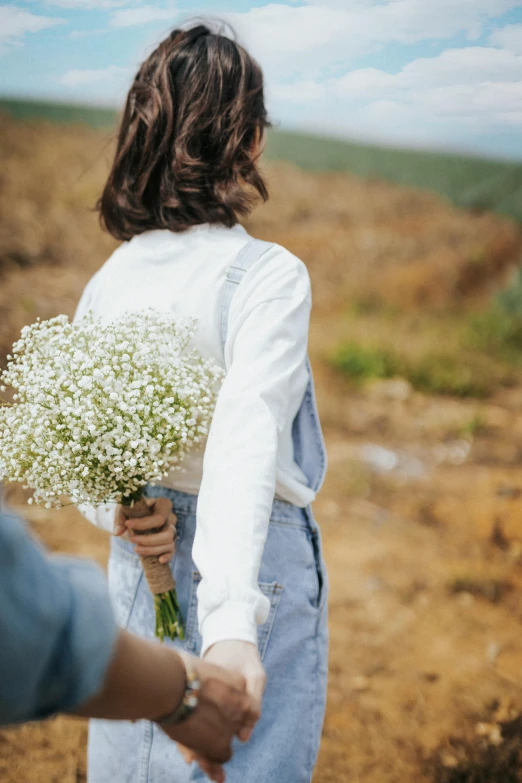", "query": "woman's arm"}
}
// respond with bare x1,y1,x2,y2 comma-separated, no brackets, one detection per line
193,247,312,706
